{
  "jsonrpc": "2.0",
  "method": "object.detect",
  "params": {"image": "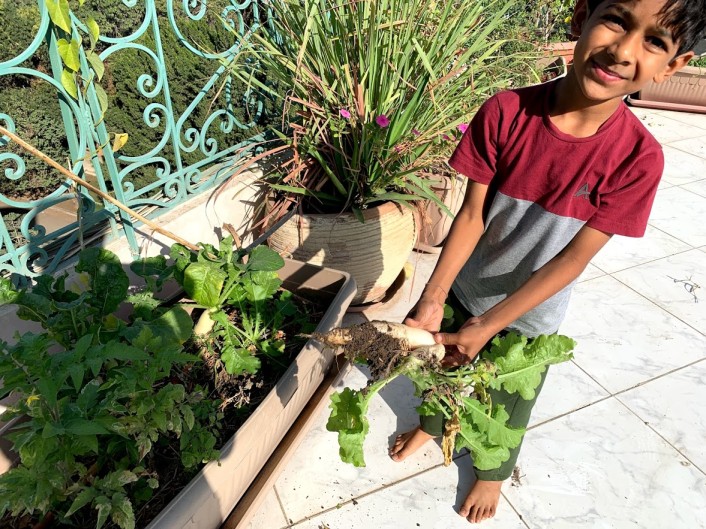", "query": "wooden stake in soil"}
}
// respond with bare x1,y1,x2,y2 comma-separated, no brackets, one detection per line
0,125,199,251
